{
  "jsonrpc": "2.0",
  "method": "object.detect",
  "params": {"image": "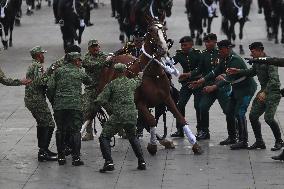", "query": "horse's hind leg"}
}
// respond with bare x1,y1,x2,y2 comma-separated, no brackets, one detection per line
239,20,245,55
